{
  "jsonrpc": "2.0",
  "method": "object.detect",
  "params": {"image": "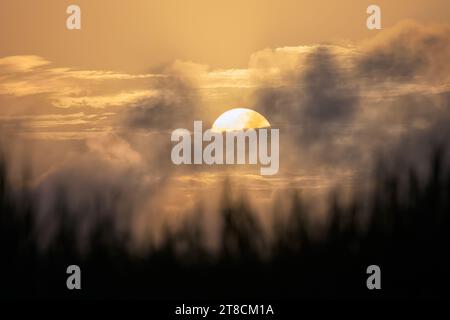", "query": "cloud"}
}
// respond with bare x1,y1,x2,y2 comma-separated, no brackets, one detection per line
53,69,165,81
123,74,200,130
298,46,358,123
53,90,158,109
250,45,360,174
249,22,450,180
0,55,50,73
